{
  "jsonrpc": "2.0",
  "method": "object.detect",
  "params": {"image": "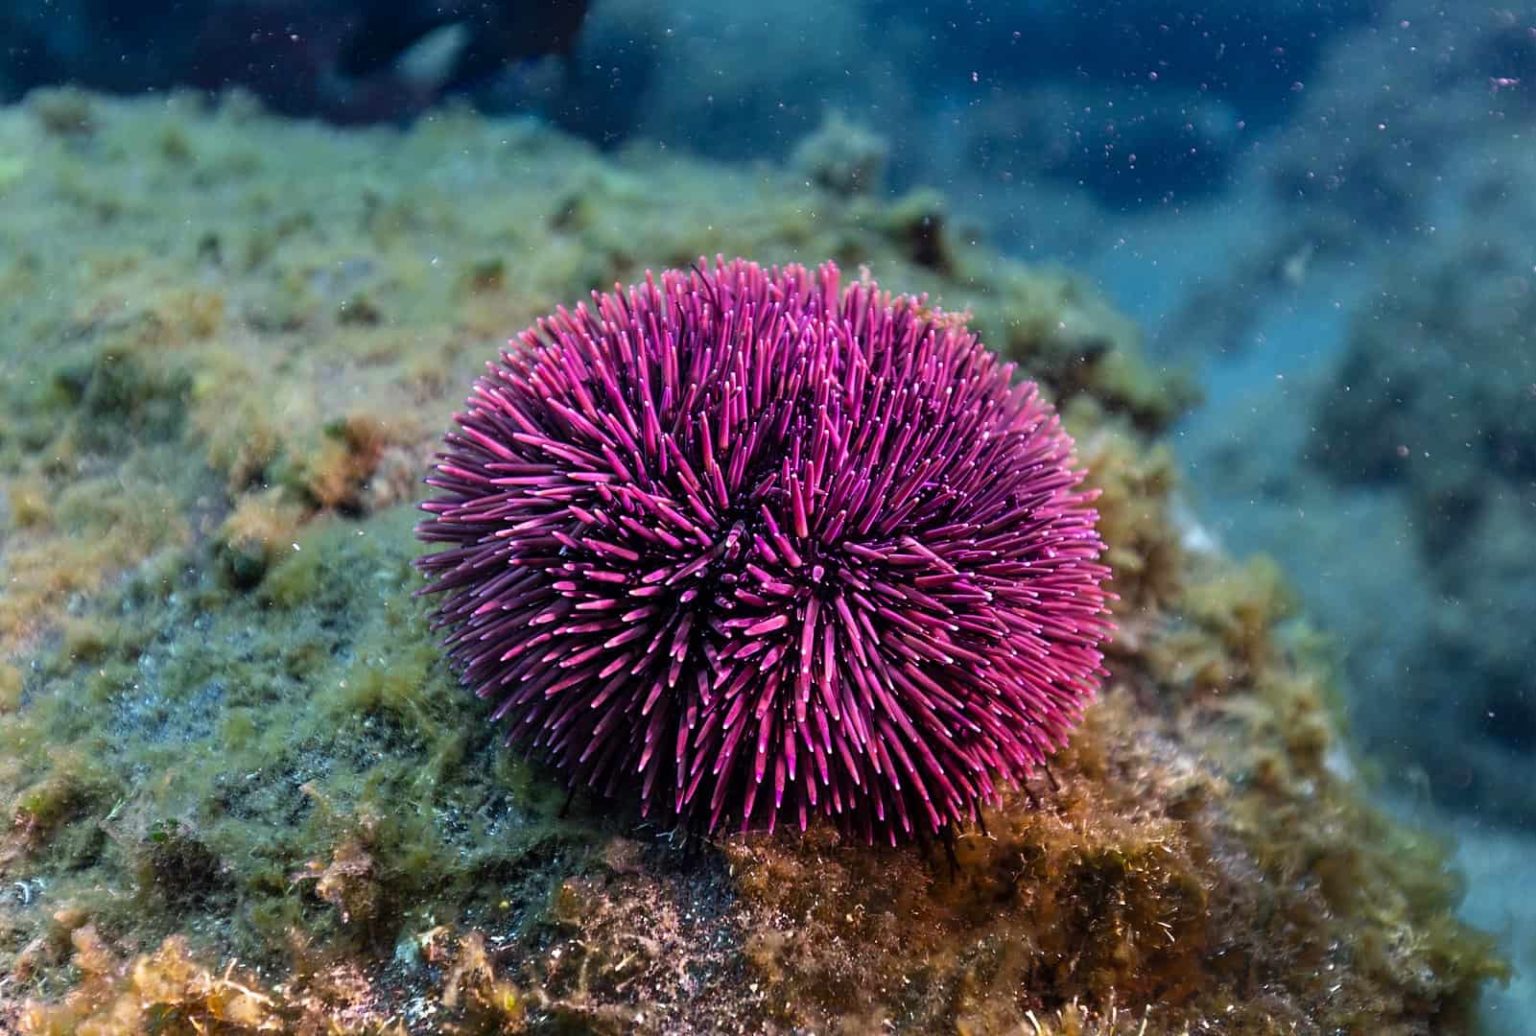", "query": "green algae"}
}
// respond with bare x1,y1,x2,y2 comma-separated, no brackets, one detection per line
47,348,192,454
3,504,600,1029
0,92,1507,1033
